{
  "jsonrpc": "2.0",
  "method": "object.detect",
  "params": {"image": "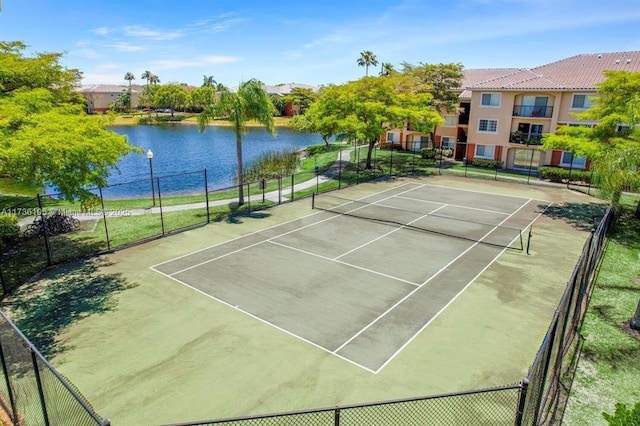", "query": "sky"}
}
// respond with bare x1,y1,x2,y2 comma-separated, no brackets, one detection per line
1,0,639,88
